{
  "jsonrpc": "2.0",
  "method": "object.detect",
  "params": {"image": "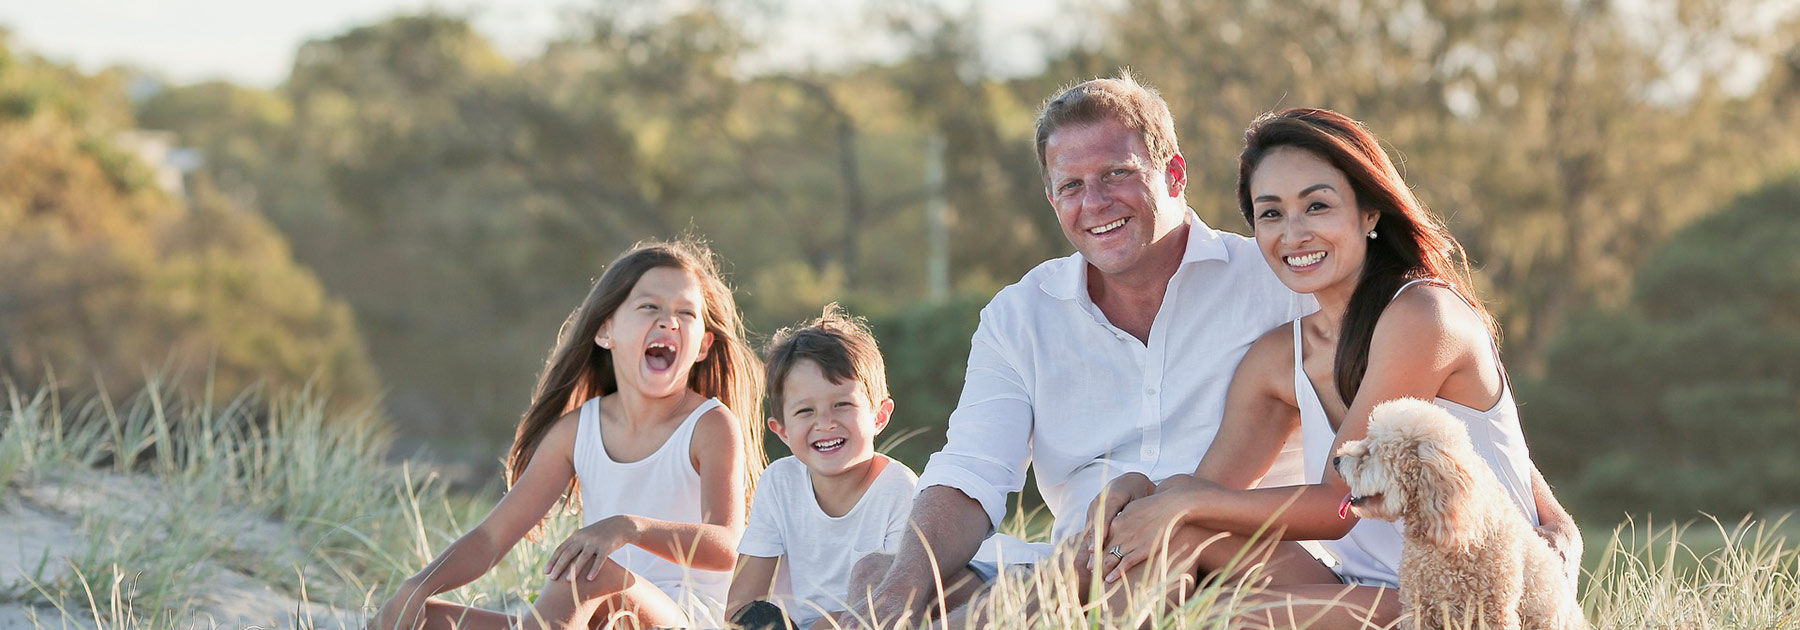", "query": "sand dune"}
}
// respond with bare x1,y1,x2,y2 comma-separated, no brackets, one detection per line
1,471,360,630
